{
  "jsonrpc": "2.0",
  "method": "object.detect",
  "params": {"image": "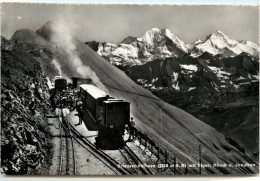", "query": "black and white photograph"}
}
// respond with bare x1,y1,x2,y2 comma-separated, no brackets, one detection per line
0,1,259,176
